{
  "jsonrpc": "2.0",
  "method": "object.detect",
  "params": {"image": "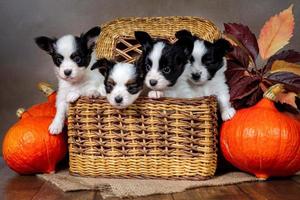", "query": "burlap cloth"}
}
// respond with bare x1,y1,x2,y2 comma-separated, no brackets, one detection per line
38,170,300,199
37,169,280,199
